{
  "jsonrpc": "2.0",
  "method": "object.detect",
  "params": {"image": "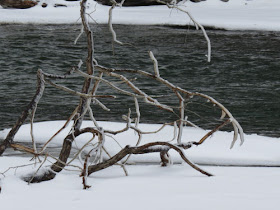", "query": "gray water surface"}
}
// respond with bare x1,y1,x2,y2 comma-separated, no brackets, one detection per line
0,24,279,137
